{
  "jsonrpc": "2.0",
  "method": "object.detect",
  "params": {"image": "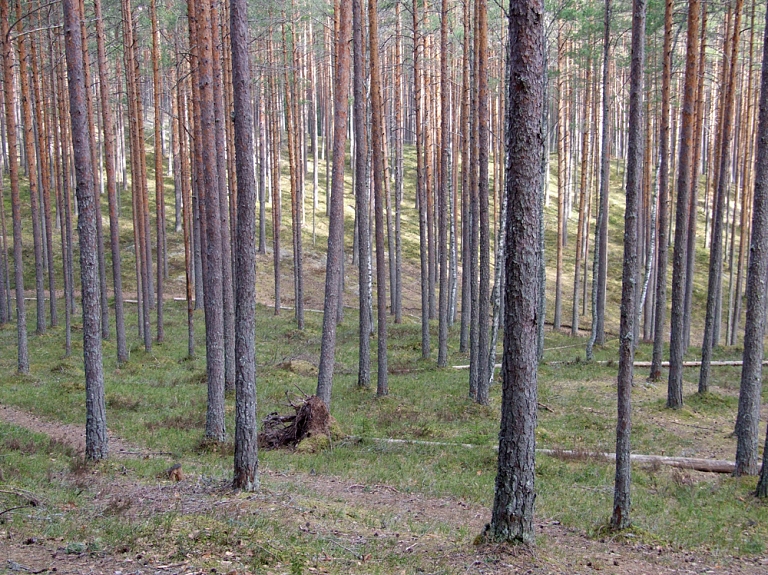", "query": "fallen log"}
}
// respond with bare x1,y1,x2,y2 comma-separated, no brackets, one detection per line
453,360,768,369
537,449,737,474
355,438,741,474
